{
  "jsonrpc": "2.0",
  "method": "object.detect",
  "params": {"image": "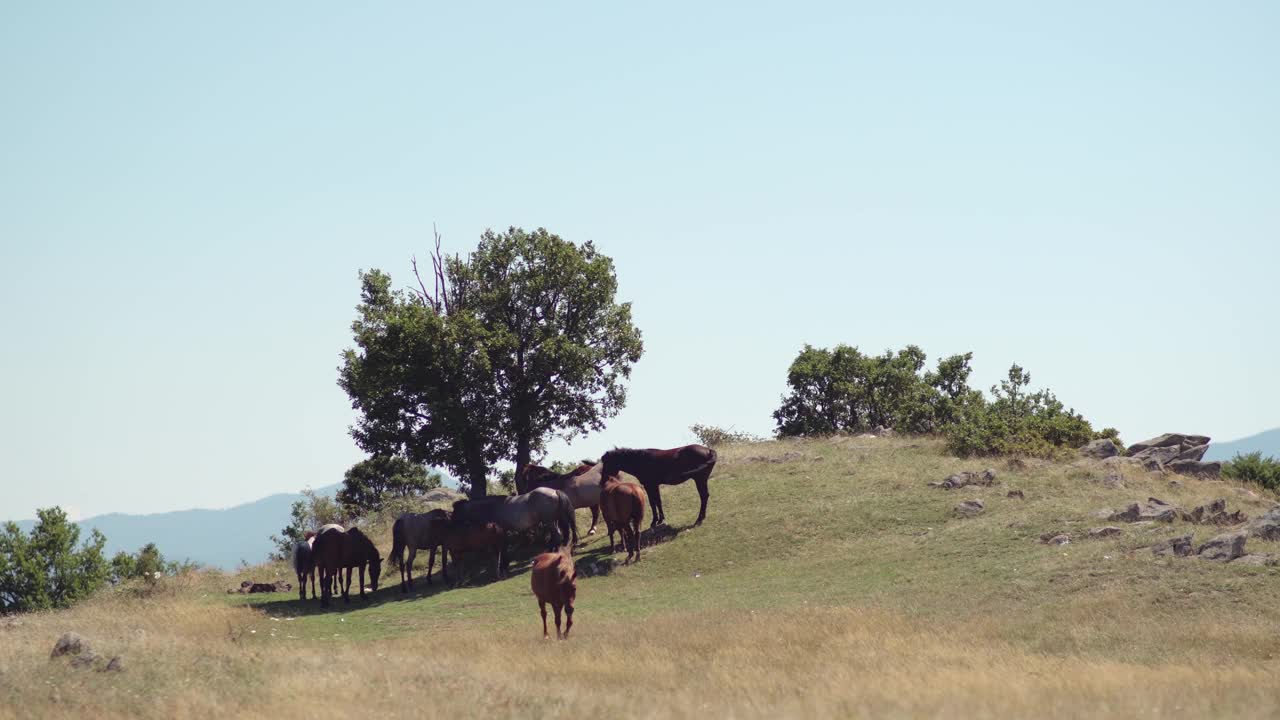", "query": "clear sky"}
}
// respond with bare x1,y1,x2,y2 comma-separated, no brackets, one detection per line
2,2,1277,521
